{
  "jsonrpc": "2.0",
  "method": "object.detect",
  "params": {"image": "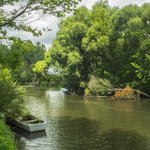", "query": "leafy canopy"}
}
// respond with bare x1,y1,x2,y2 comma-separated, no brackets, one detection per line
0,0,82,38
35,1,150,94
